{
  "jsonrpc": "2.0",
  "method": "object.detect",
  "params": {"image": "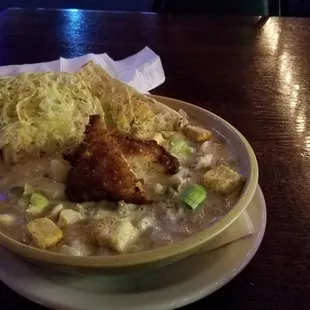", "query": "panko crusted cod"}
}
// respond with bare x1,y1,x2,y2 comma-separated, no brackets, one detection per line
64,115,180,204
